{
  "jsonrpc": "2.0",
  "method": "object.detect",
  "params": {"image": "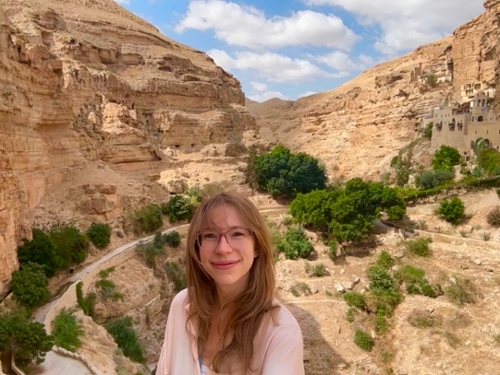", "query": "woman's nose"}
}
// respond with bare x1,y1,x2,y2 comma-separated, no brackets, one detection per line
215,234,232,254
